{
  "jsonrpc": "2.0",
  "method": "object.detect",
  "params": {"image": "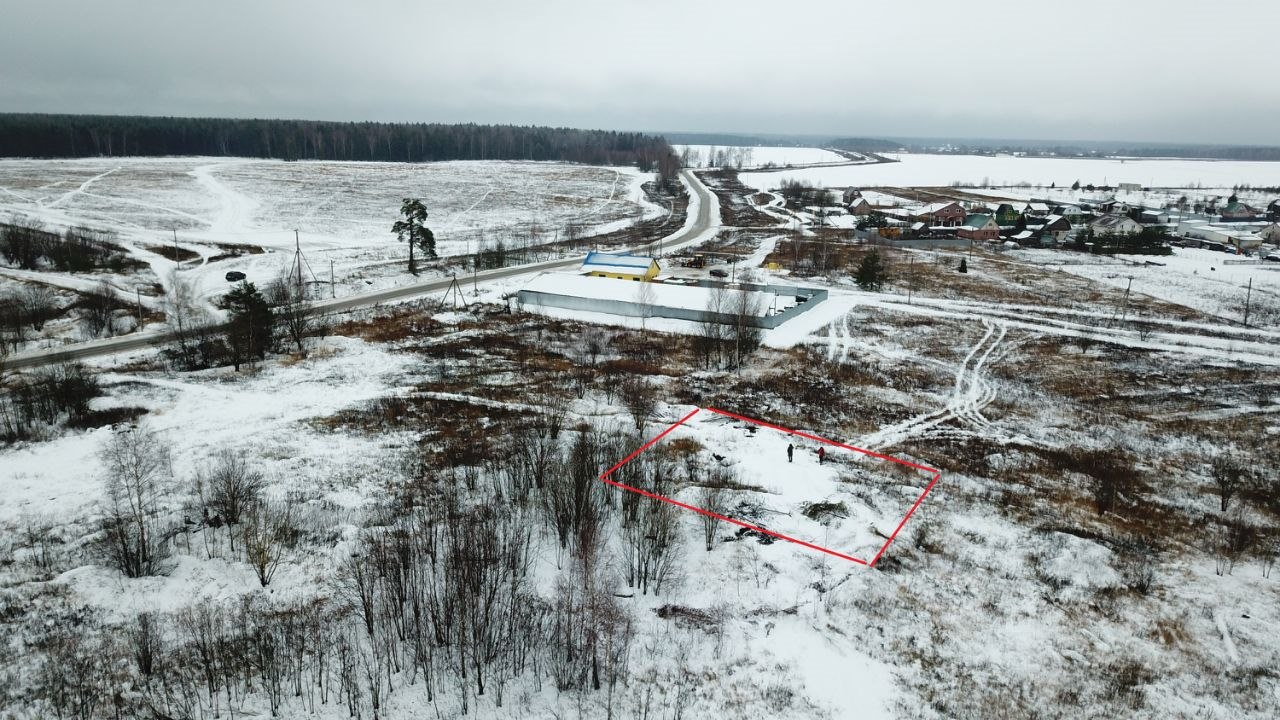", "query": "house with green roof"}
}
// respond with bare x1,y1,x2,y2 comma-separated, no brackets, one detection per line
958,214,1000,242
